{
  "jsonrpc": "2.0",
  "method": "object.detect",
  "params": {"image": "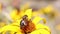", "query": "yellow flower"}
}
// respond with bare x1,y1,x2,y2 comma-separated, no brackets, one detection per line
0,9,51,34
